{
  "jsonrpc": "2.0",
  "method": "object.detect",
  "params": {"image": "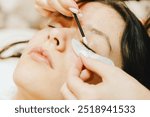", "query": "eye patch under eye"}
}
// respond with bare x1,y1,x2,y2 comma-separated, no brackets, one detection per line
81,41,95,53
72,39,114,66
